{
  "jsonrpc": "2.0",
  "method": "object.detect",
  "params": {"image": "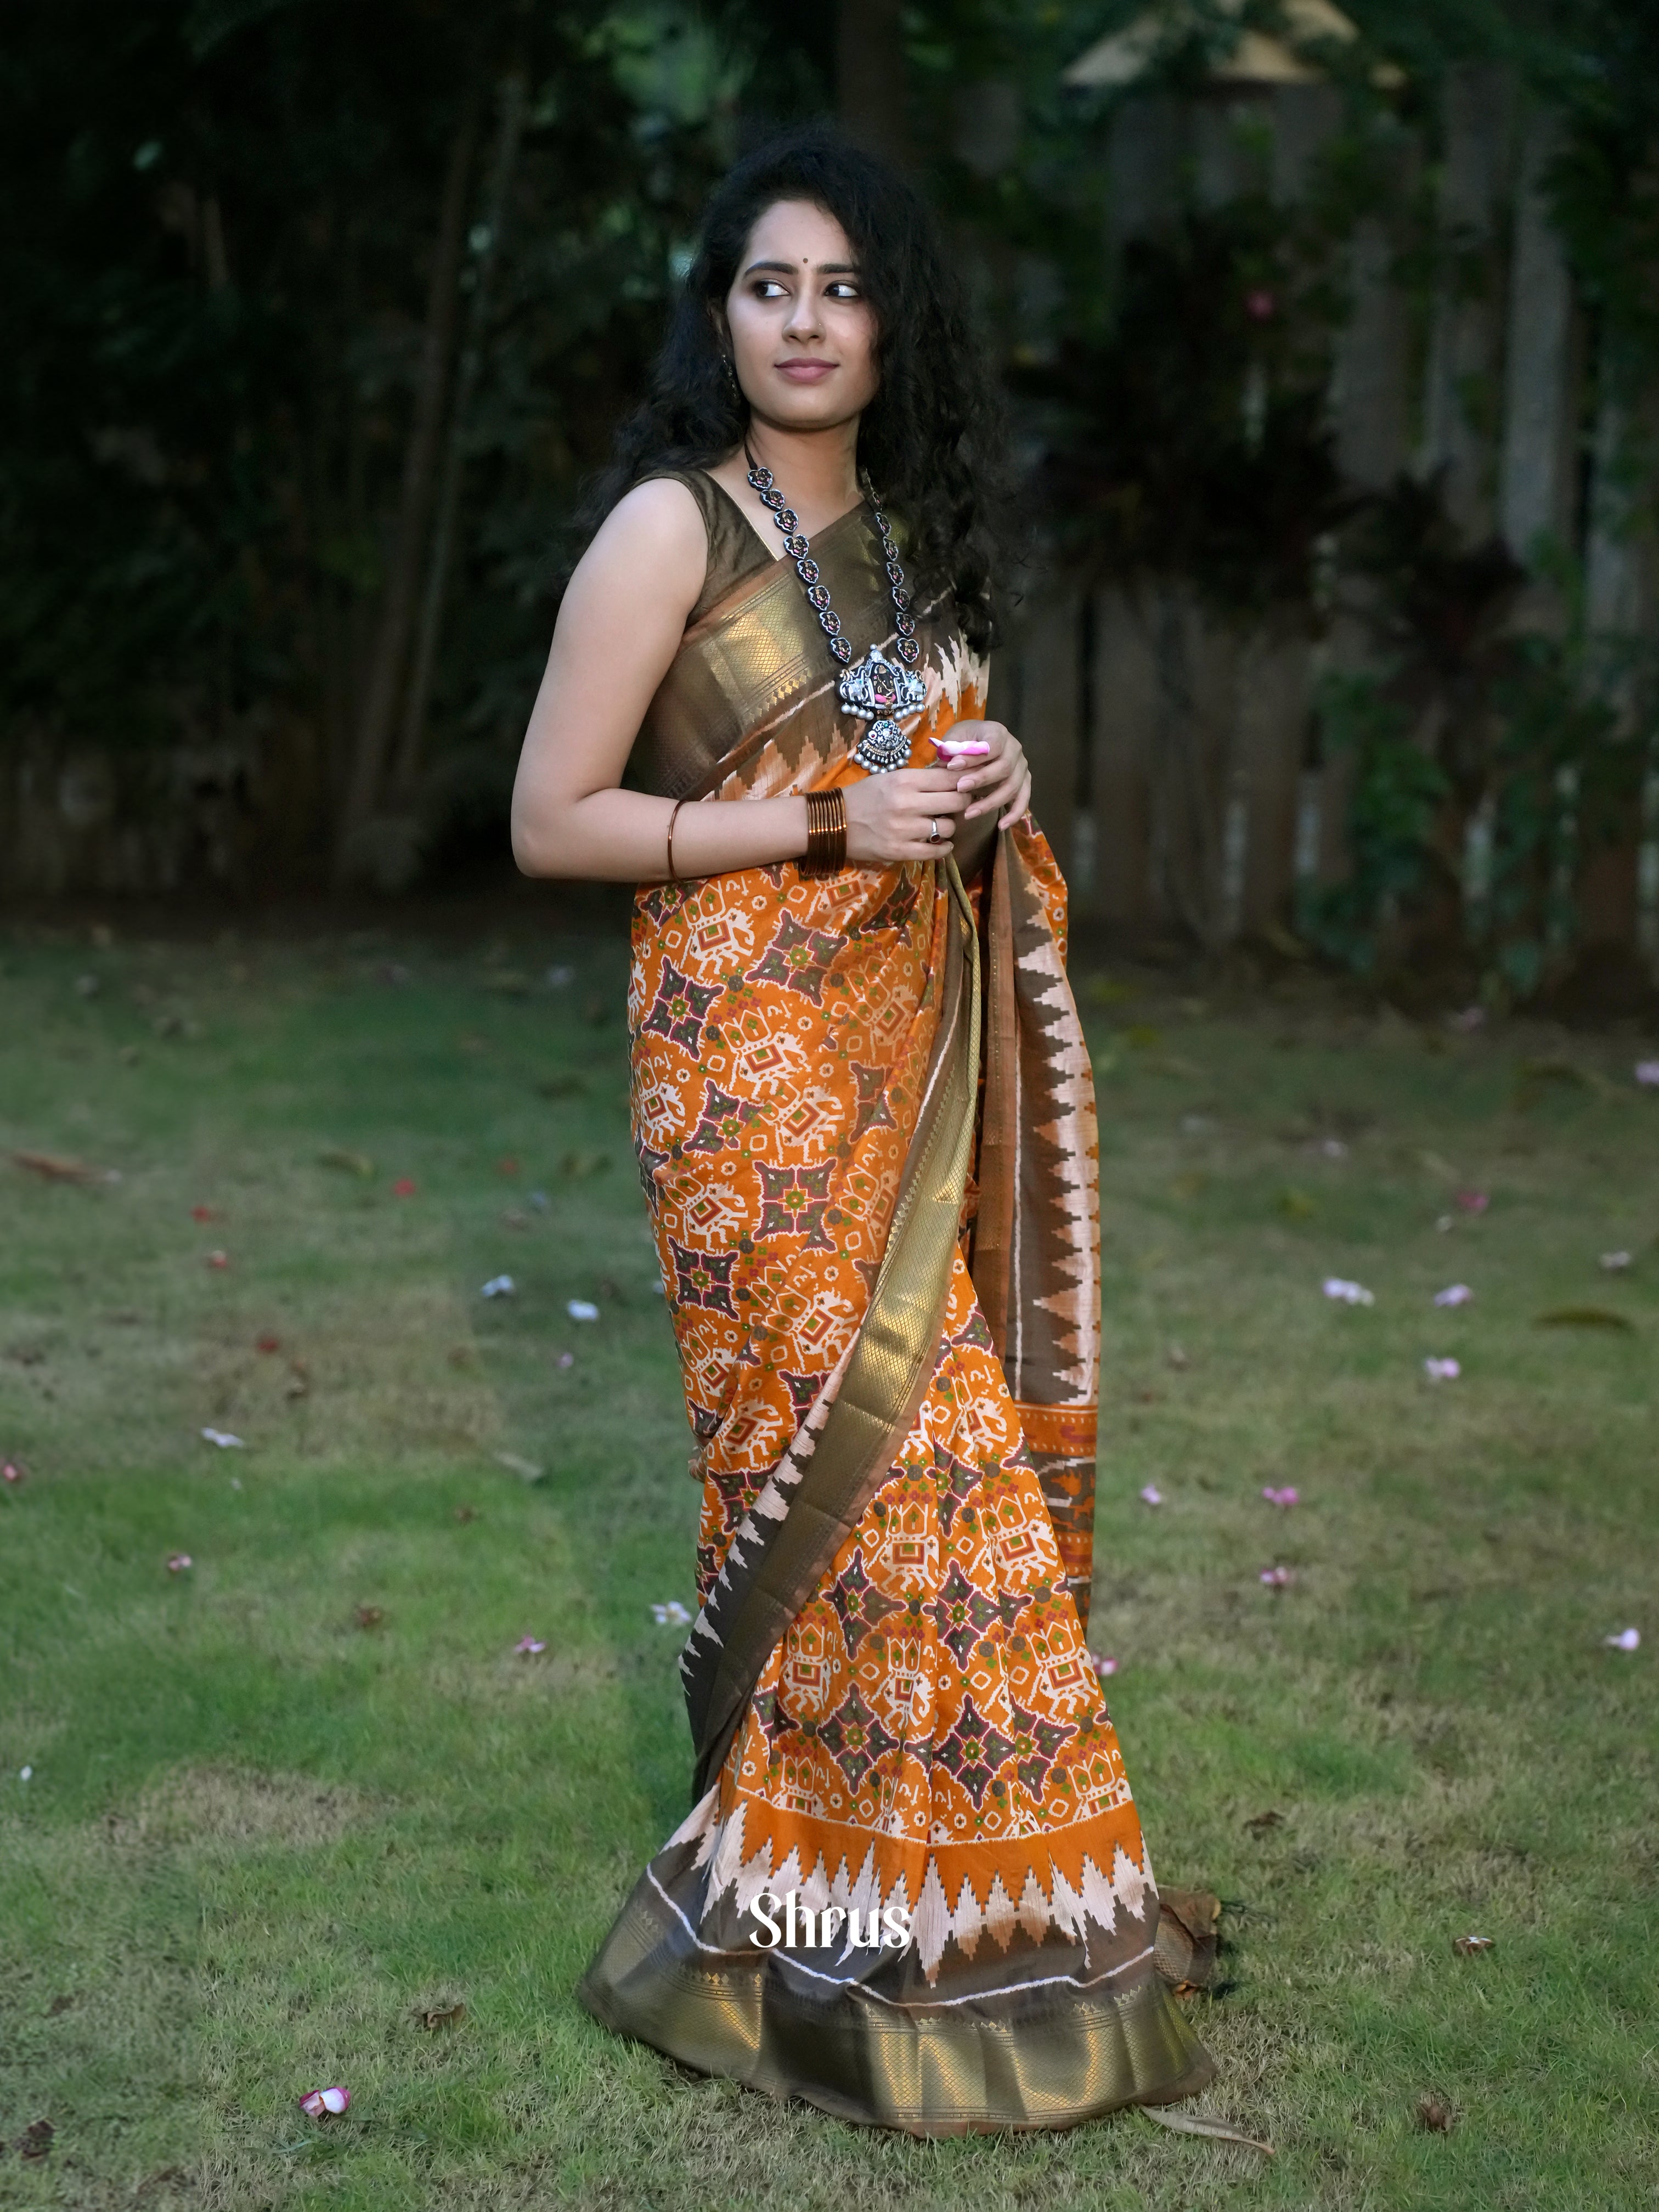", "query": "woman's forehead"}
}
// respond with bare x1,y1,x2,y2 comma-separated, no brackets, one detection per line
740,198,857,272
